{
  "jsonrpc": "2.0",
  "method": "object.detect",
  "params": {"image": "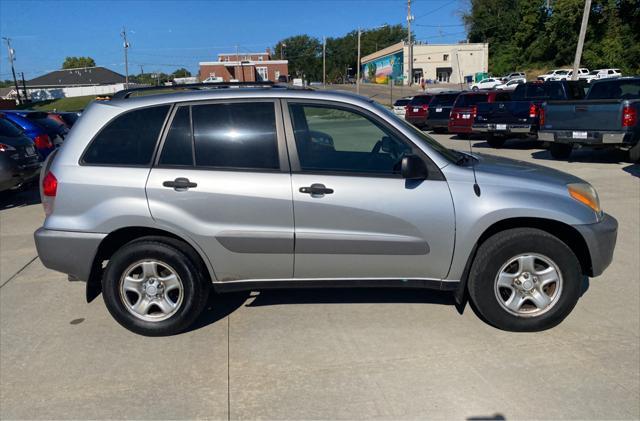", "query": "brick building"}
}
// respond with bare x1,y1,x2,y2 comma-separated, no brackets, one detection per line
199,49,288,82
